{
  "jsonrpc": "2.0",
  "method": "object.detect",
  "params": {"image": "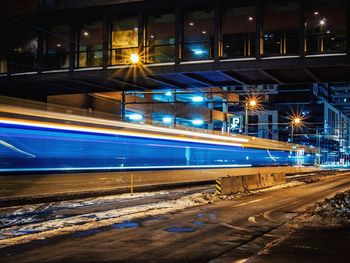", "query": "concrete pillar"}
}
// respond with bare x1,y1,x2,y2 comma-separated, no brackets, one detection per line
222,99,228,132
144,93,153,125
